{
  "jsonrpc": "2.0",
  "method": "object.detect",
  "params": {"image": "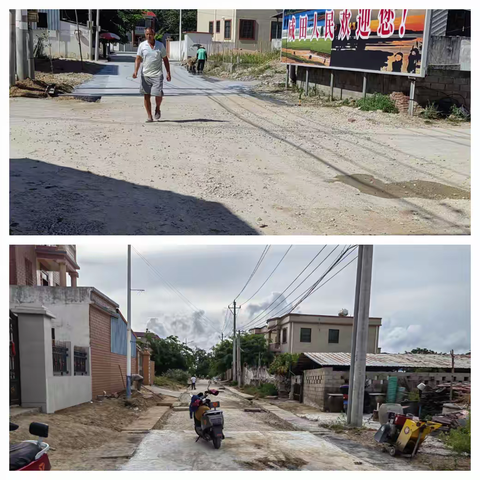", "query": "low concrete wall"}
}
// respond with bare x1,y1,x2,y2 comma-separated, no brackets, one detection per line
428,36,471,71
294,64,471,110
10,287,93,413
32,21,98,60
